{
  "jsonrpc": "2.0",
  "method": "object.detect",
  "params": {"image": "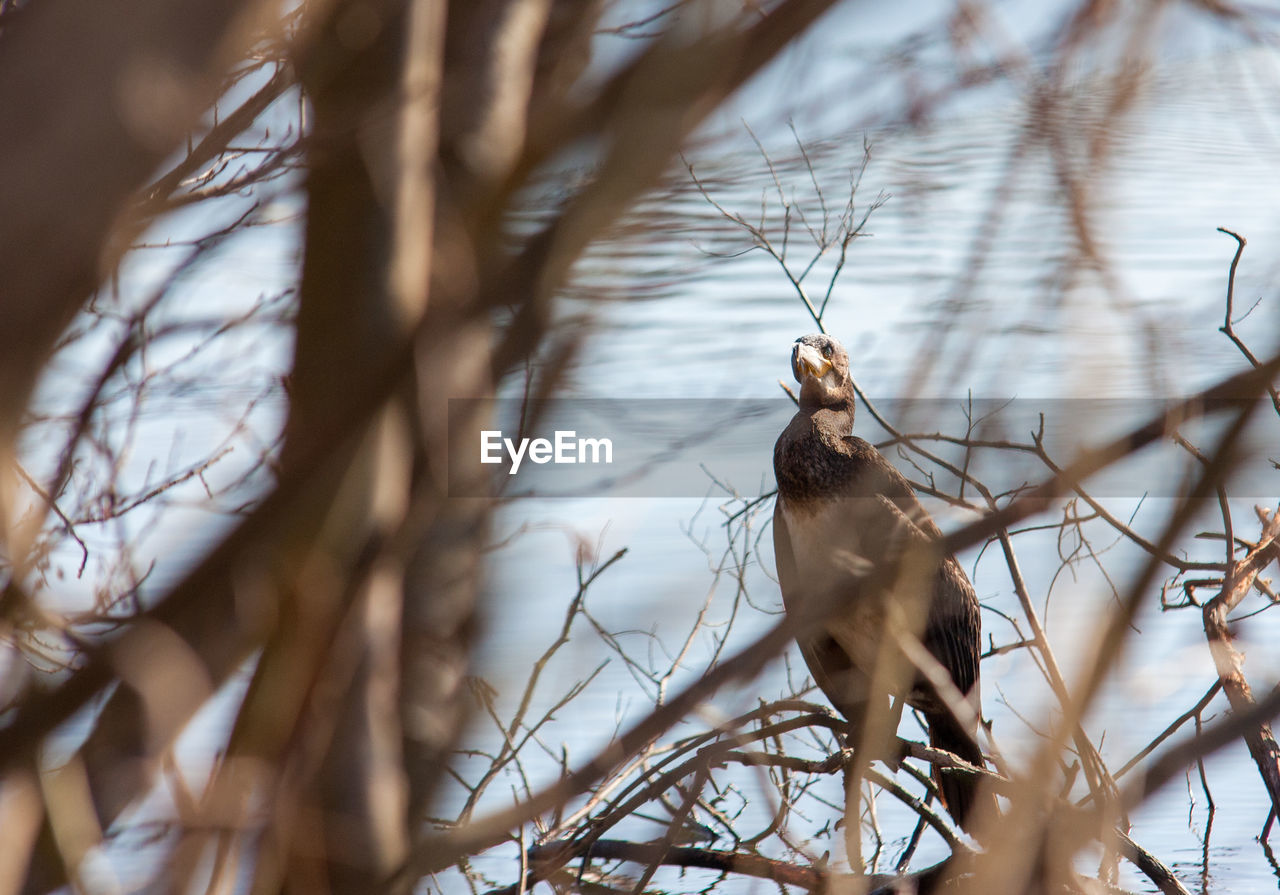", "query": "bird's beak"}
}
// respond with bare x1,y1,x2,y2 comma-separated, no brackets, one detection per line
792,343,831,382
